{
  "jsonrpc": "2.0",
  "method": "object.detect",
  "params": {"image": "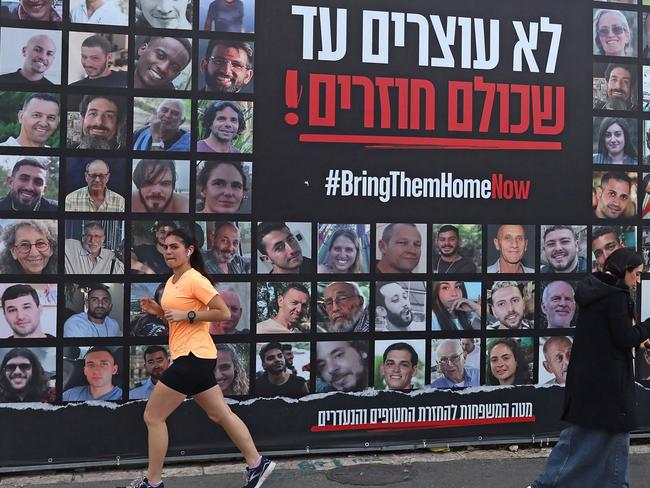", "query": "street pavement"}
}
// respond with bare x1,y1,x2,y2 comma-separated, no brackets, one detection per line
2,445,650,488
